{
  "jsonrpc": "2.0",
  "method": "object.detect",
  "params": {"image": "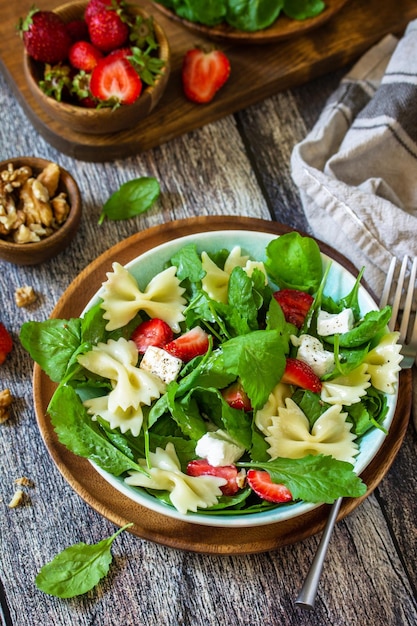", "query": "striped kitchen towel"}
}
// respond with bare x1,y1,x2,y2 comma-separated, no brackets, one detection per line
291,19,417,299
